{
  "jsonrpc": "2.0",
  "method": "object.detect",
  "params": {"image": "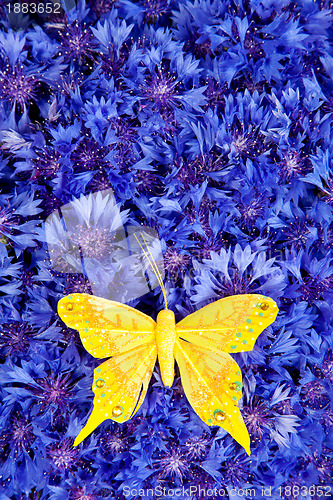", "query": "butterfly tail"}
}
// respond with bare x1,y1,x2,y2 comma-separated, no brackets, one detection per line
74,408,105,446
175,339,251,455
